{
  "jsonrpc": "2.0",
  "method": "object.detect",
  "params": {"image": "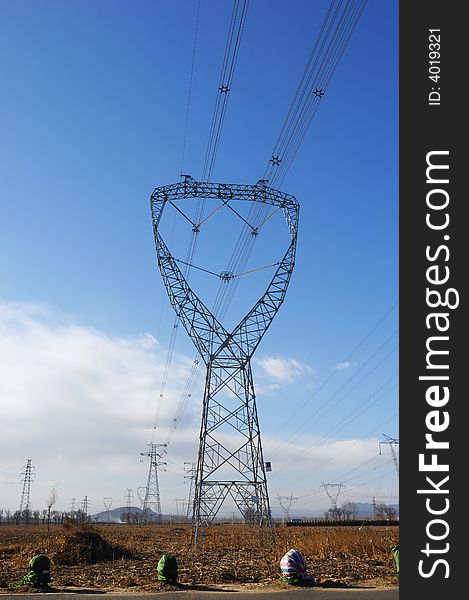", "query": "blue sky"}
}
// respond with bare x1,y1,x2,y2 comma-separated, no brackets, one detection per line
0,0,398,518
